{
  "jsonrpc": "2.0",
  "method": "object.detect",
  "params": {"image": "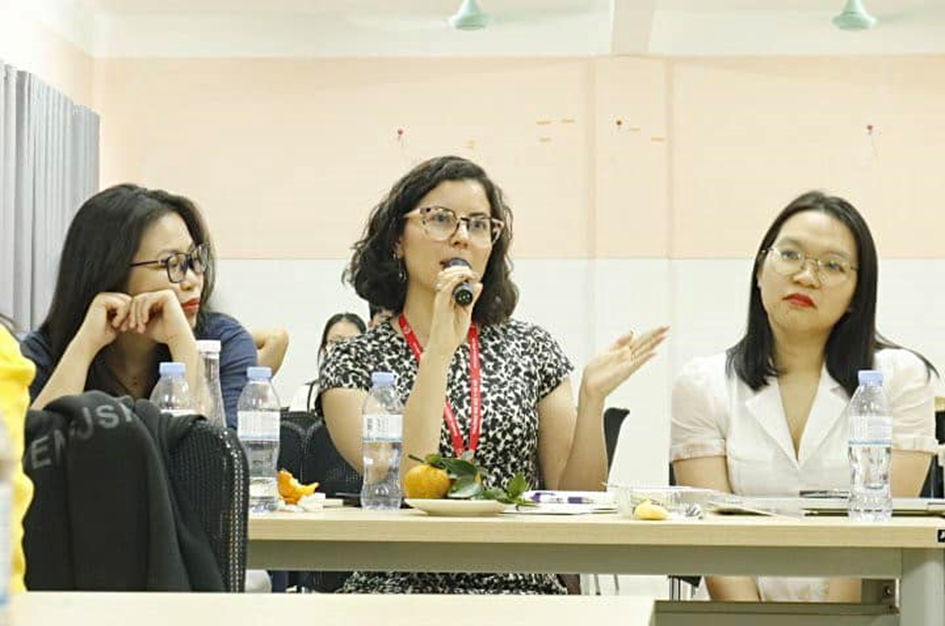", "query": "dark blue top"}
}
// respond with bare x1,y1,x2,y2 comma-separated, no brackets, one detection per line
20,312,257,429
